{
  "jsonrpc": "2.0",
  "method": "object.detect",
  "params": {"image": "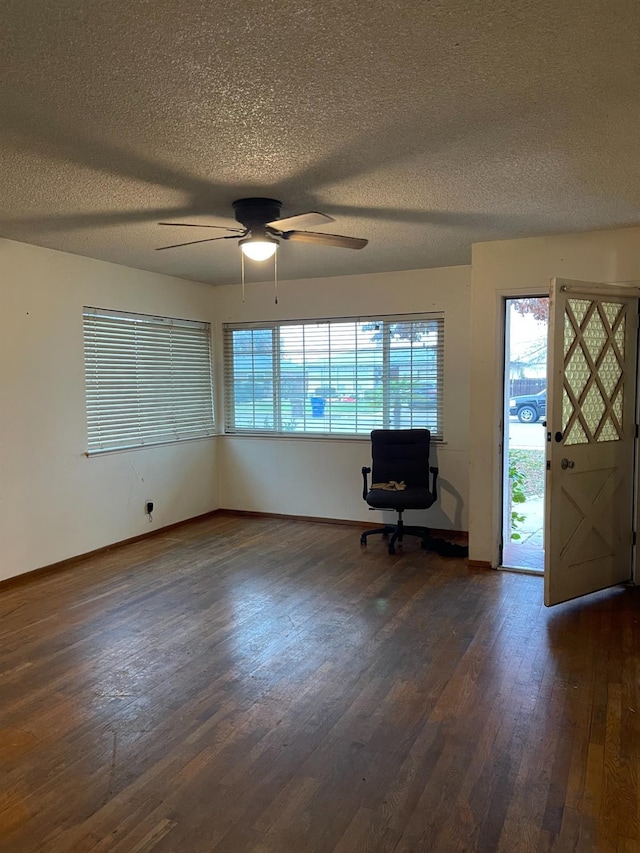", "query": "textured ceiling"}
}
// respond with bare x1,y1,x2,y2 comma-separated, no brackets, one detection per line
1,0,639,285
